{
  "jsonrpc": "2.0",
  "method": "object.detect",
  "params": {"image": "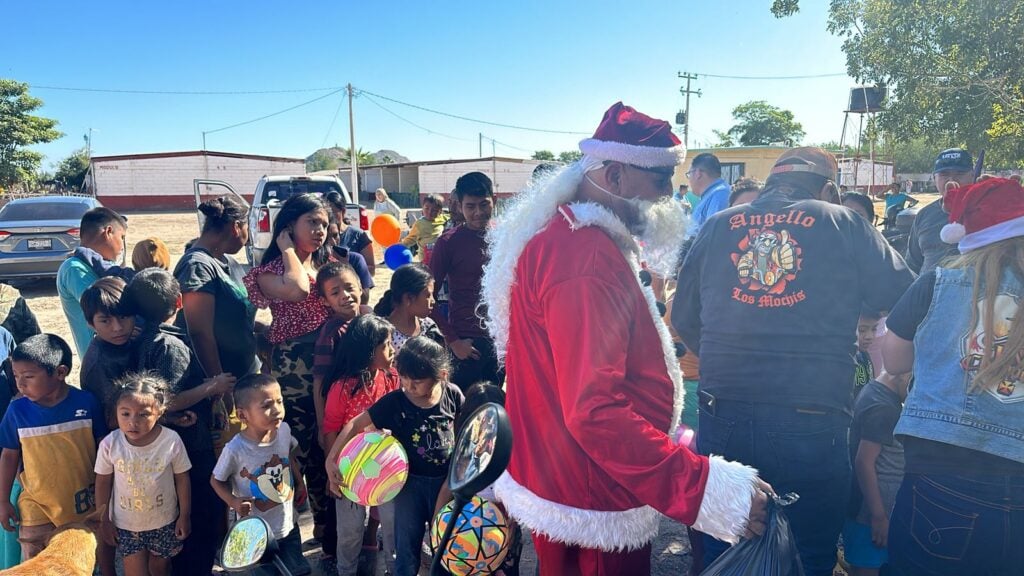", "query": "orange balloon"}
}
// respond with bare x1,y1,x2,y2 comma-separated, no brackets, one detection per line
371,214,402,246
